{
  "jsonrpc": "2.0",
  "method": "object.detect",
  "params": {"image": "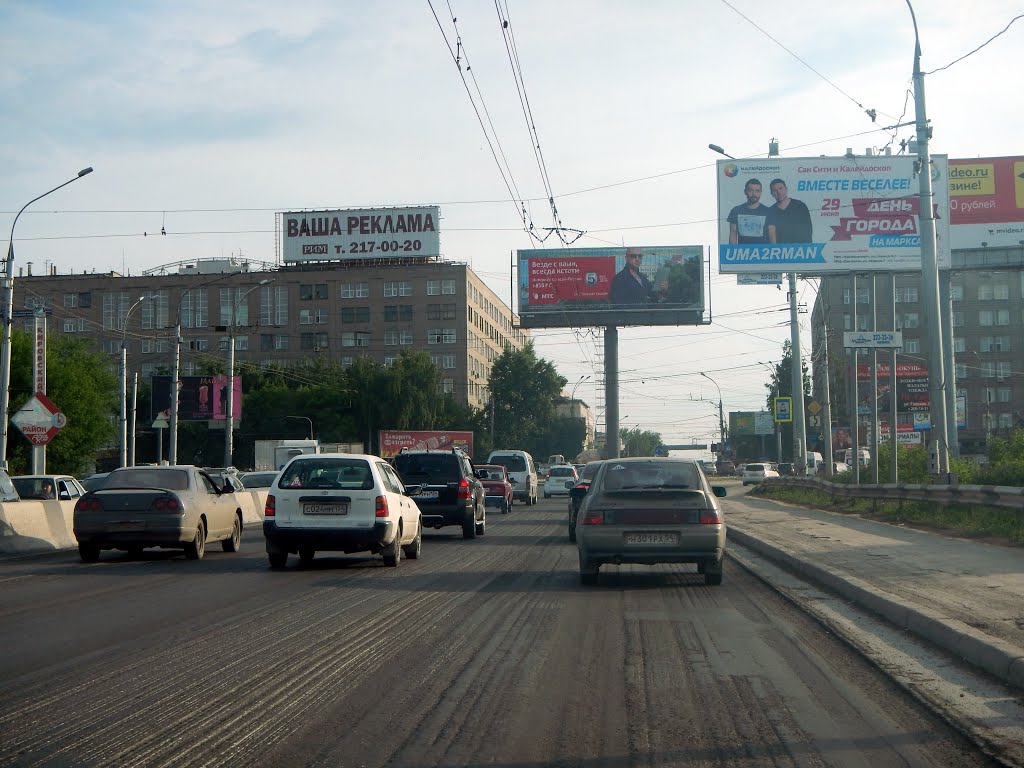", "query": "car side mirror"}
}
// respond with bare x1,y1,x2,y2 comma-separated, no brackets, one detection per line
712,486,727,498
569,485,589,501
221,477,237,493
